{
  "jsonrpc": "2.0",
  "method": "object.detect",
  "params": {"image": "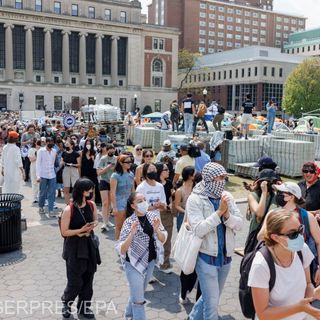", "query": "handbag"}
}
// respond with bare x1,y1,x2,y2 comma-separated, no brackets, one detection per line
173,212,203,275
56,165,64,184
